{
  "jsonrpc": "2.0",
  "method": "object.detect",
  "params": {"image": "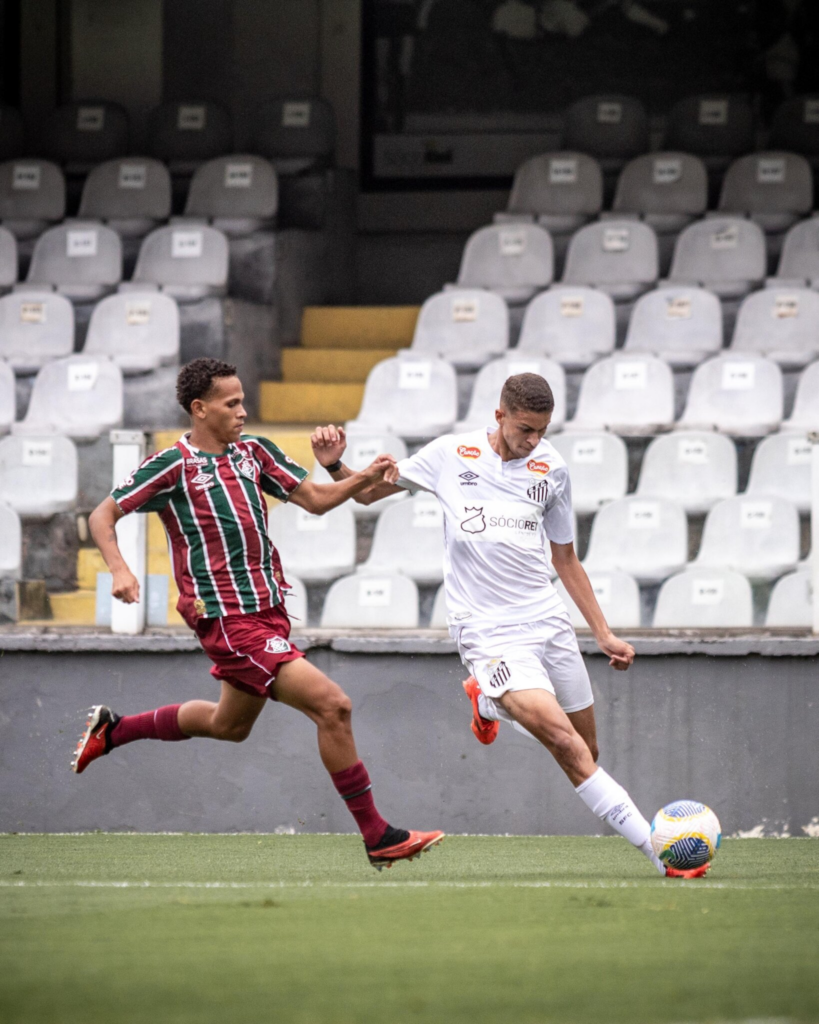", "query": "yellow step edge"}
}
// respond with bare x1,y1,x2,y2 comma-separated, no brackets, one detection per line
259,382,365,425
49,590,96,625
301,307,420,349
282,348,398,384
